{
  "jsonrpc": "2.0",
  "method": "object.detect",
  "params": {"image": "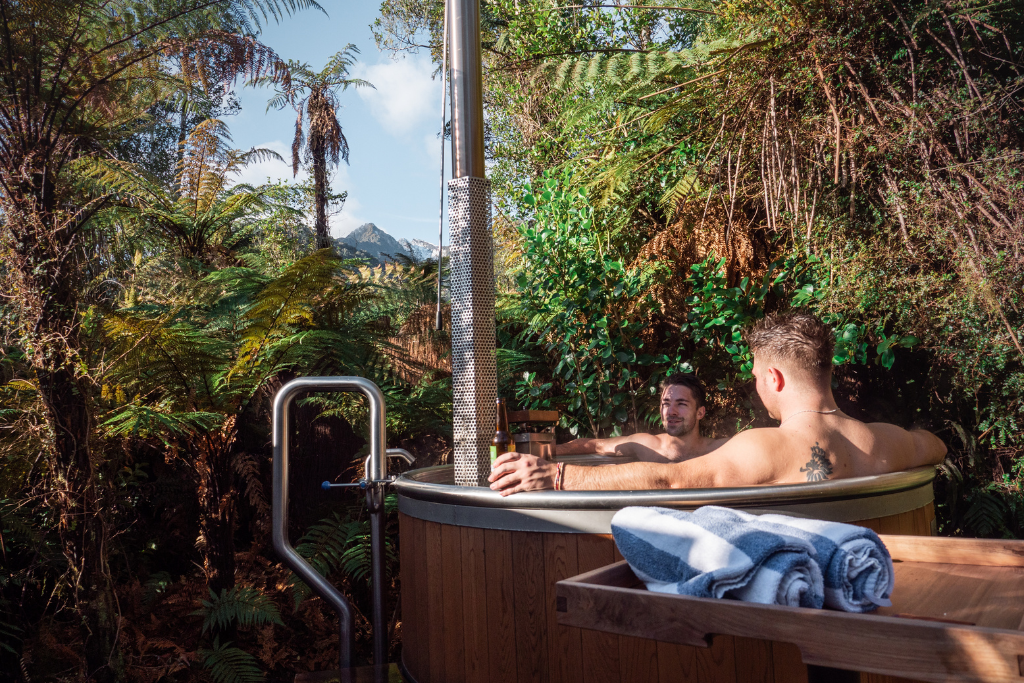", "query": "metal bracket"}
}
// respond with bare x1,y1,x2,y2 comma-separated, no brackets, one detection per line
272,377,388,671
320,448,416,492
